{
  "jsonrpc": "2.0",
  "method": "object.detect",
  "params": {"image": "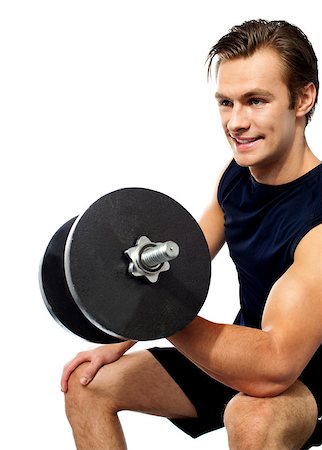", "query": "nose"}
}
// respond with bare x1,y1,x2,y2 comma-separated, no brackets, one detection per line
227,104,250,134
